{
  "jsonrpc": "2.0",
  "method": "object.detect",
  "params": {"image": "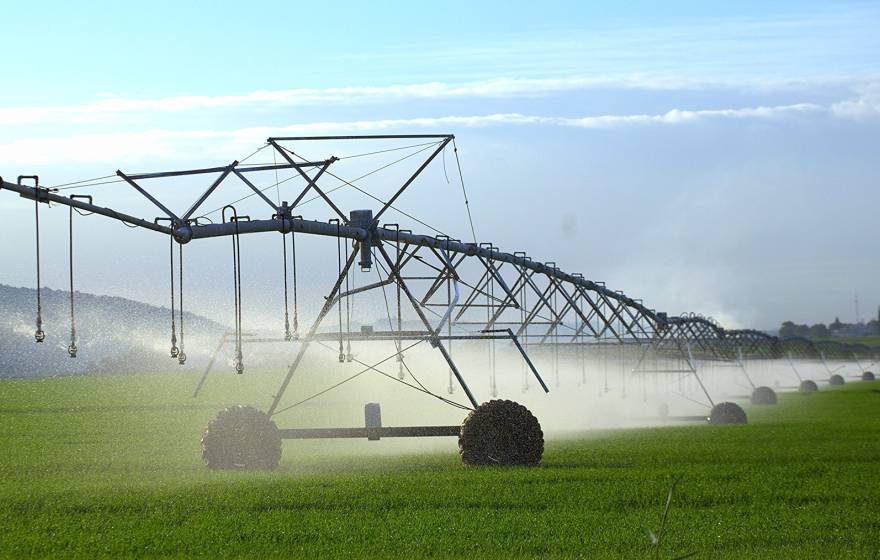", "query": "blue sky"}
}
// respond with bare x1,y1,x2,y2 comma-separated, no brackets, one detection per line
0,0,878,330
